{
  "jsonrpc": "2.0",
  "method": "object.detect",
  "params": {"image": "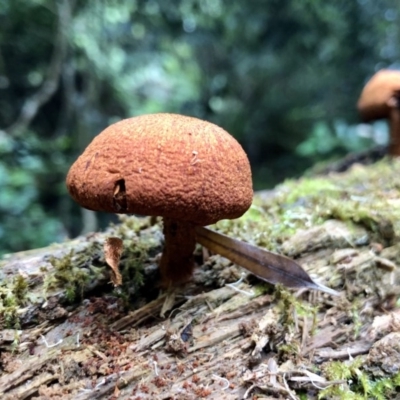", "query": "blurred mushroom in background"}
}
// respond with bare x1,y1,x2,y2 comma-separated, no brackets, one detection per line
357,69,400,156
